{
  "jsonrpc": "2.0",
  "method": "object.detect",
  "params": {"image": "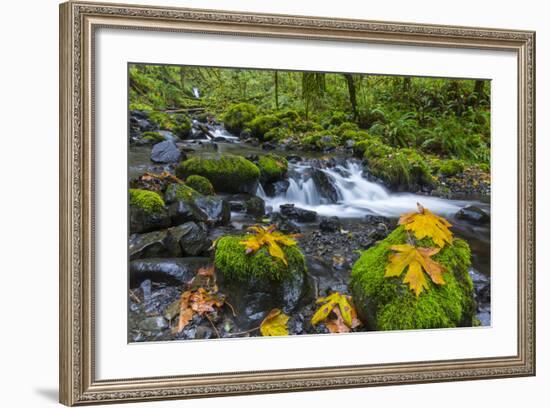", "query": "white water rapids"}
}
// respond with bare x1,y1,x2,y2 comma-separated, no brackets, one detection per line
257,160,481,219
